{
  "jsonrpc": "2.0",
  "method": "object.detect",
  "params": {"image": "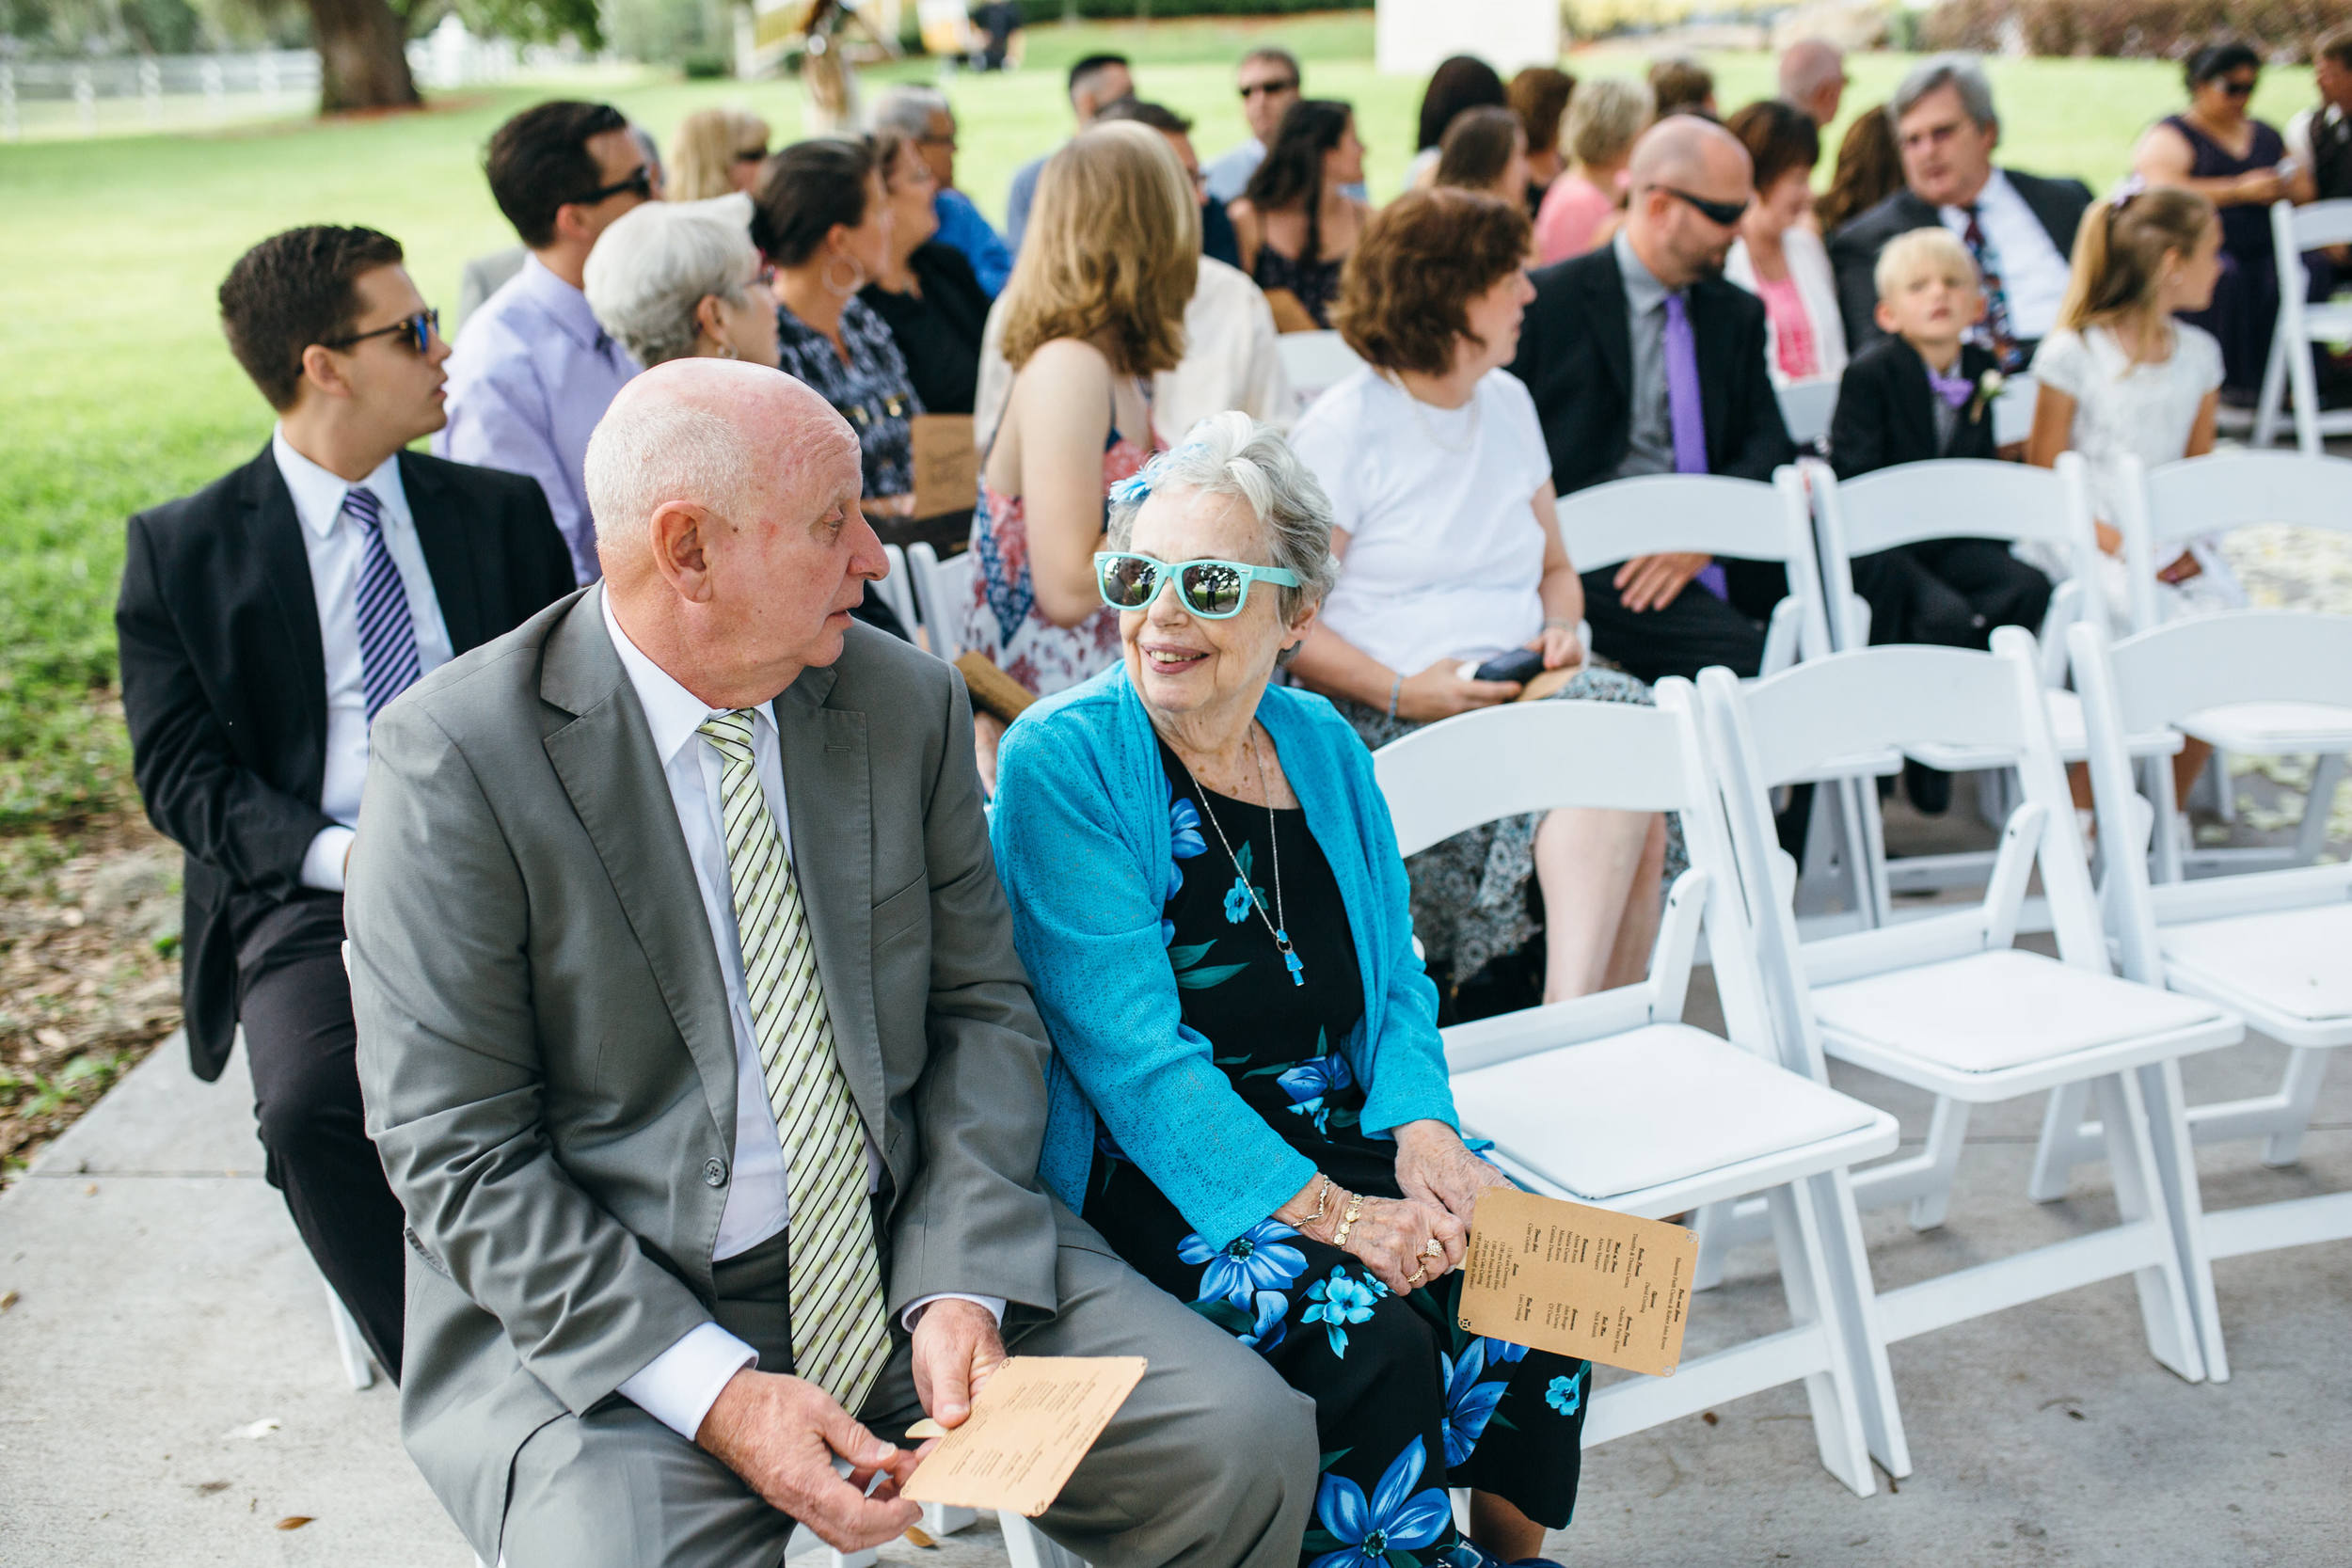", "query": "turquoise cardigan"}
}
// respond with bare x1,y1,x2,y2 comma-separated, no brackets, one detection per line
990,664,1457,1251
